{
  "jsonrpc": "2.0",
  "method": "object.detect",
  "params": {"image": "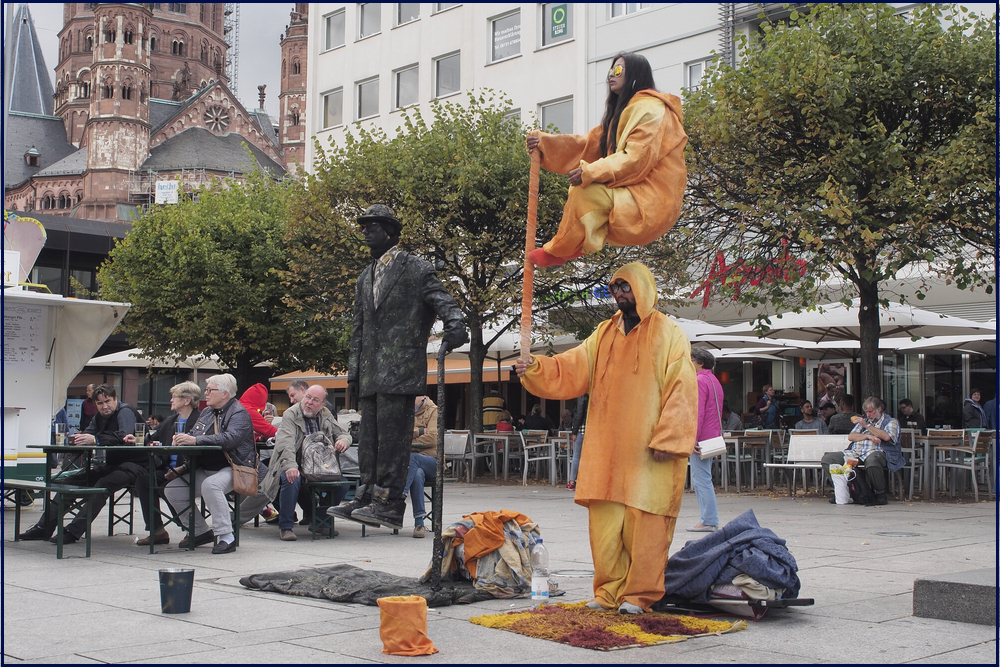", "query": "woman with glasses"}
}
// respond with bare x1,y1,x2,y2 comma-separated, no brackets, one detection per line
525,51,687,267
